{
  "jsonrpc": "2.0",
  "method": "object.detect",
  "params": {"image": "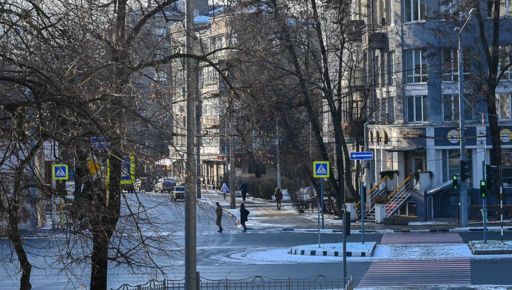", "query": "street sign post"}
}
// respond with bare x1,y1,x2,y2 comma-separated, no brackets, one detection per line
120,154,136,186
312,161,329,245
349,151,374,160
313,161,330,178
52,164,69,181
